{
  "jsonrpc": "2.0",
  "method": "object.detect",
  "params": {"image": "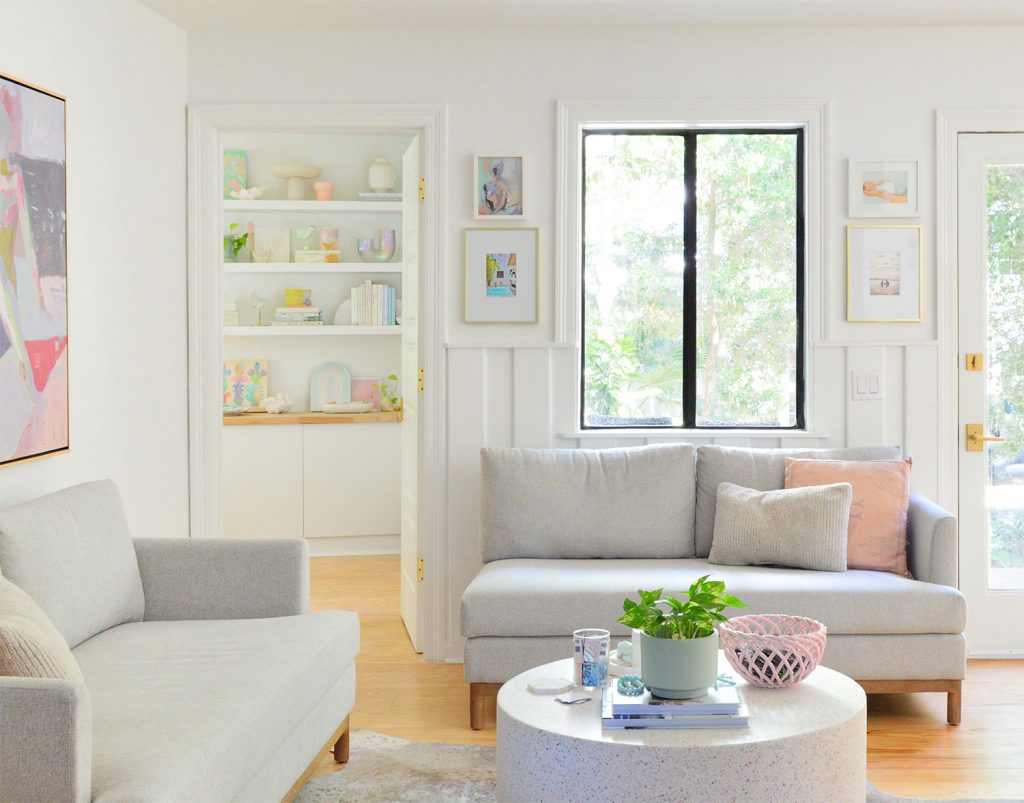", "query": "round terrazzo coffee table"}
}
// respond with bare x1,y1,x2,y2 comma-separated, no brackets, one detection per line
496,653,866,803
